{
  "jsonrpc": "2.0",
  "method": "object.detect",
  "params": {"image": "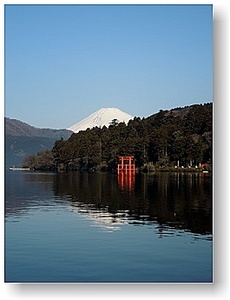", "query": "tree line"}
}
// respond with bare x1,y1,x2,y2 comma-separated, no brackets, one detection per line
23,103,212,172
